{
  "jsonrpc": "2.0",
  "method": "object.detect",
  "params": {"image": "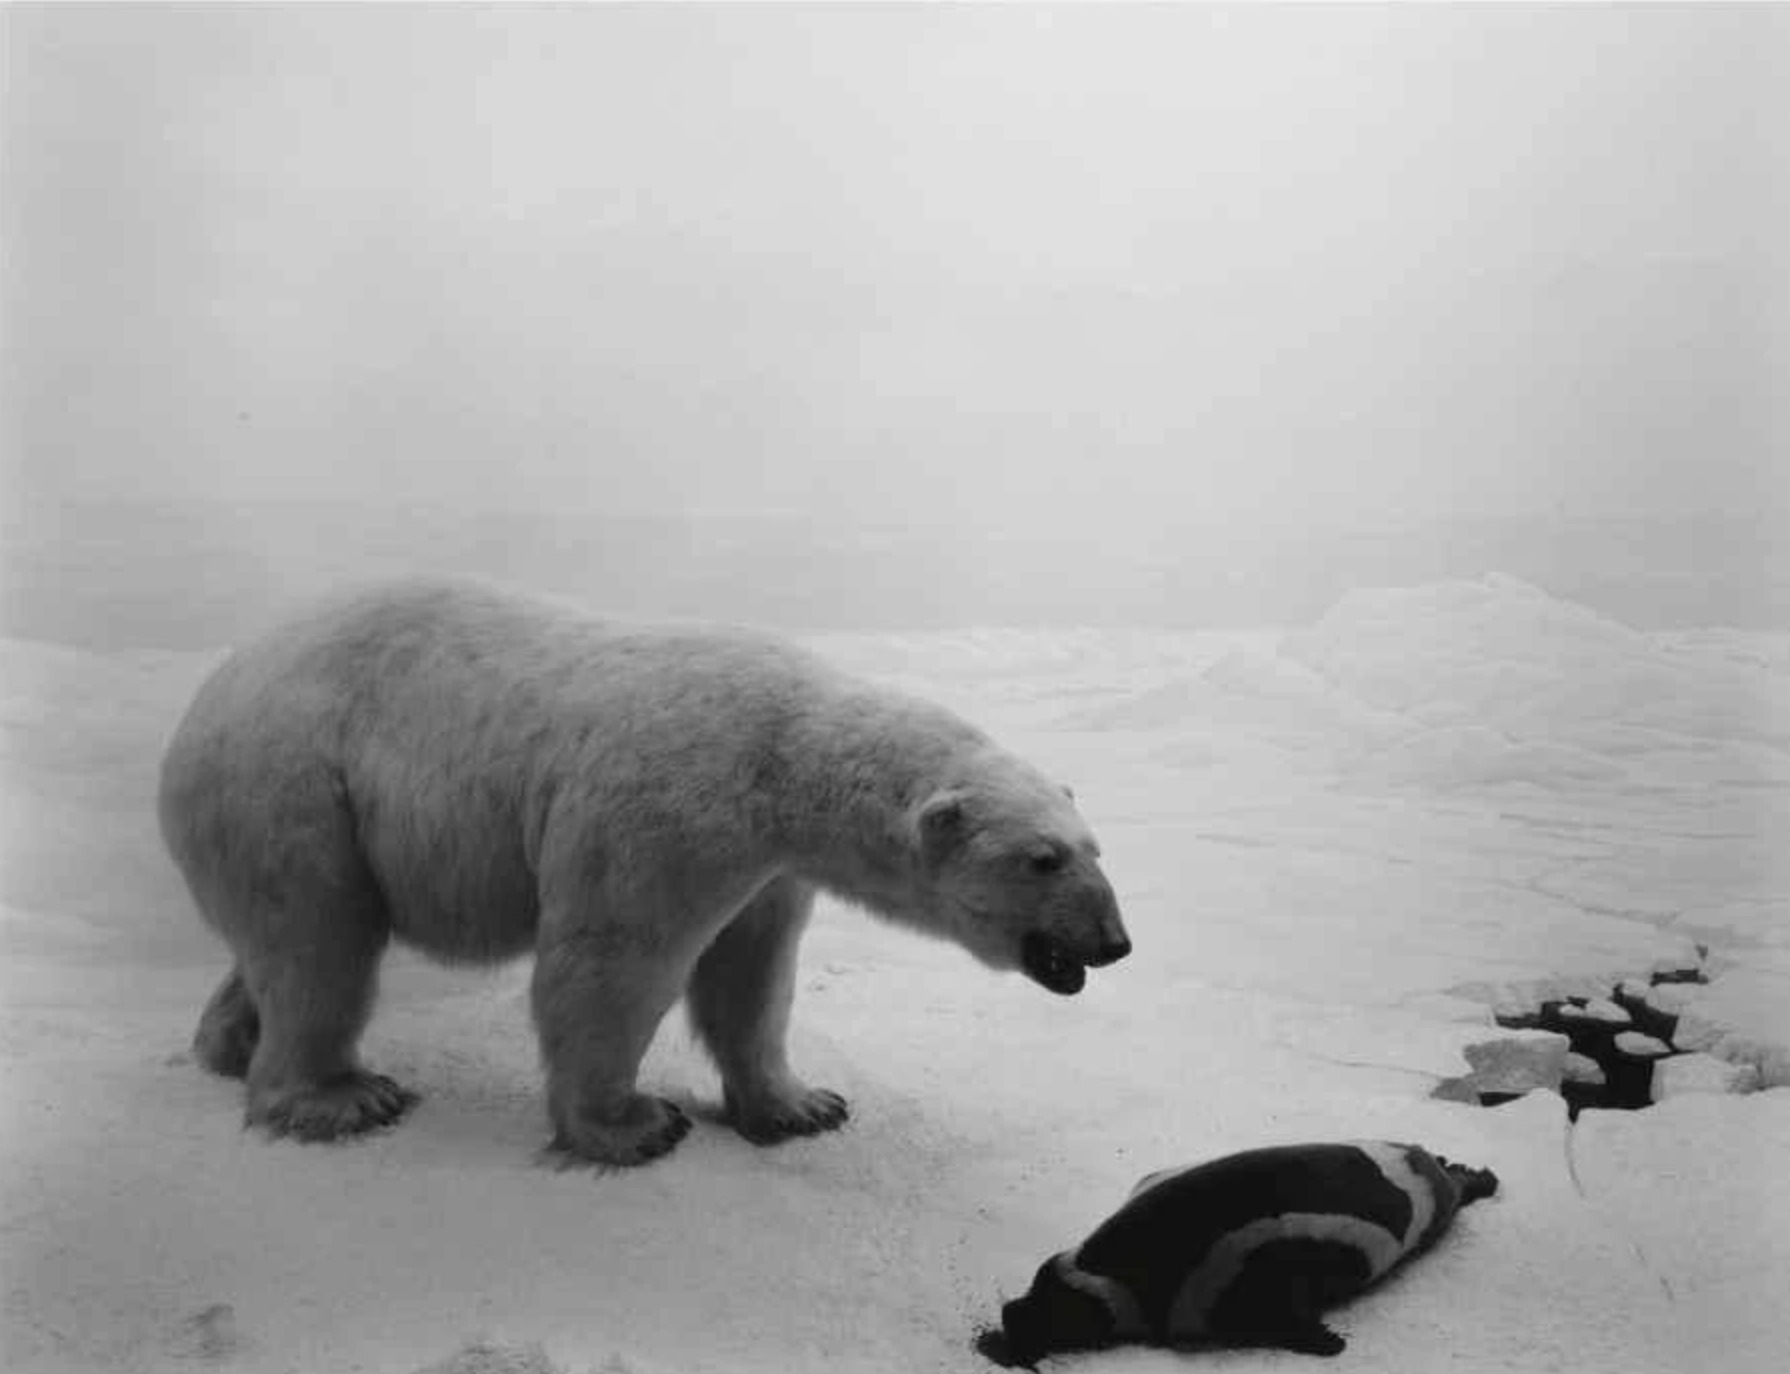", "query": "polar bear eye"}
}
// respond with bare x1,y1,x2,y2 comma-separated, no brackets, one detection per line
1027,847,1067,875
